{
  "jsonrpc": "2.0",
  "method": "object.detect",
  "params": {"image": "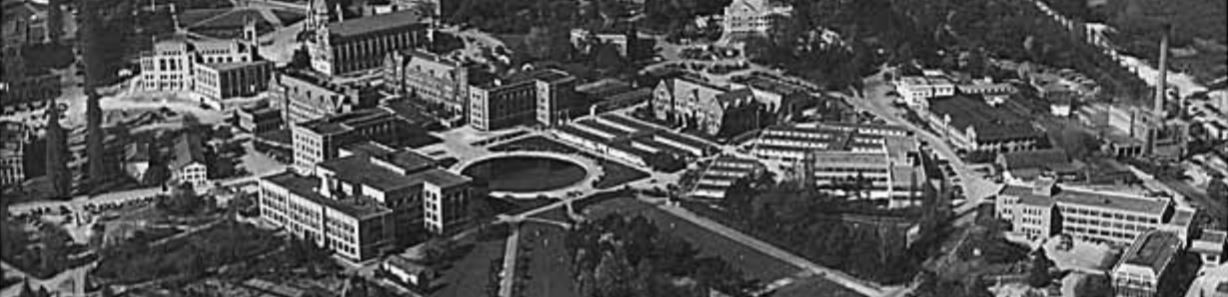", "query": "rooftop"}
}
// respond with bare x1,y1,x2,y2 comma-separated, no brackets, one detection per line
327,9,425,38
199,60,268,72
740,75,810,95
1000,184,1171,214
299,108,394,136
317,148,467,191
928,95,1041,142
168,133,206,171
262,171,393,219
1117,230,1182,274
1000,148,1084,175
1192,229,1227,255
